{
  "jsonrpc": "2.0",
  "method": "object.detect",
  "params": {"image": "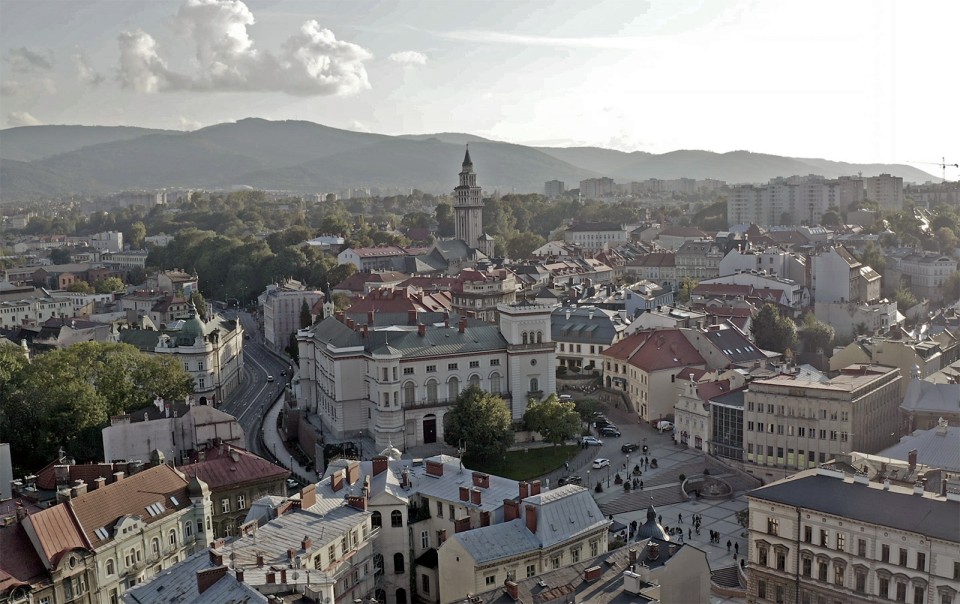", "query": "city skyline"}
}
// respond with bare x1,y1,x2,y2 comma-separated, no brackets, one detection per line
0,0,958,174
